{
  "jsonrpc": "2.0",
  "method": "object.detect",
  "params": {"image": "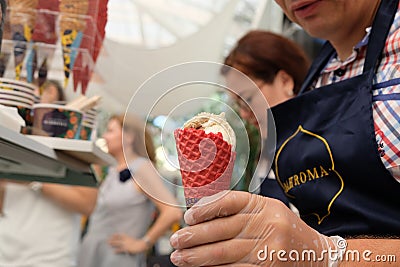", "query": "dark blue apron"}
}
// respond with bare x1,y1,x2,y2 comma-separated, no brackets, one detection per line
270,0,400,237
